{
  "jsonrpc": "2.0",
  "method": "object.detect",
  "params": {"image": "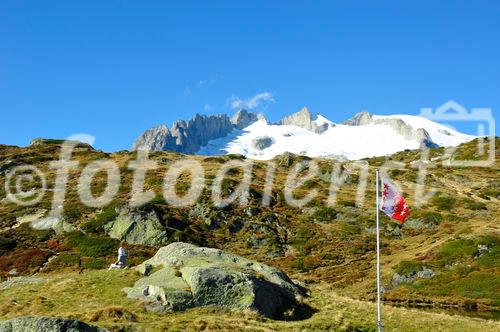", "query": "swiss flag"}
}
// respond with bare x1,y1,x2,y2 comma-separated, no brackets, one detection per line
381,178,409,224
